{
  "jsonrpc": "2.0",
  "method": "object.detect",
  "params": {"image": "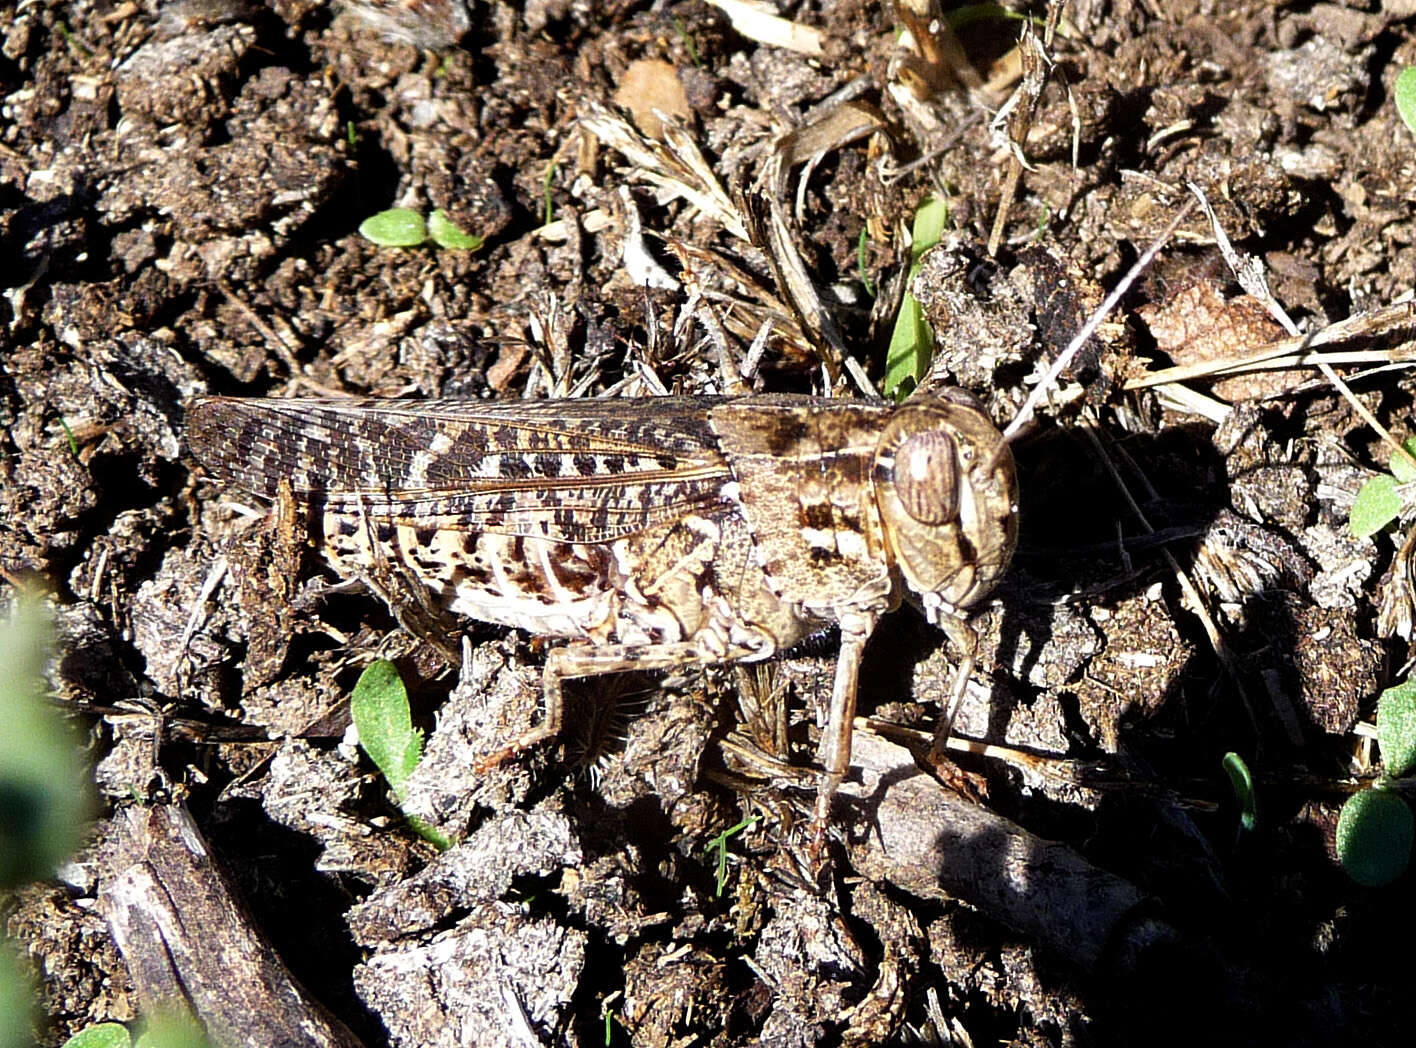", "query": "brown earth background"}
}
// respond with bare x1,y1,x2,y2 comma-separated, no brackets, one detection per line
5,0,1416,1045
